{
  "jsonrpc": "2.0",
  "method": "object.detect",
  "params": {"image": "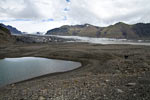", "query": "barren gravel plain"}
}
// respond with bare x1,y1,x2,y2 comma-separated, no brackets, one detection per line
0,42,150,100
